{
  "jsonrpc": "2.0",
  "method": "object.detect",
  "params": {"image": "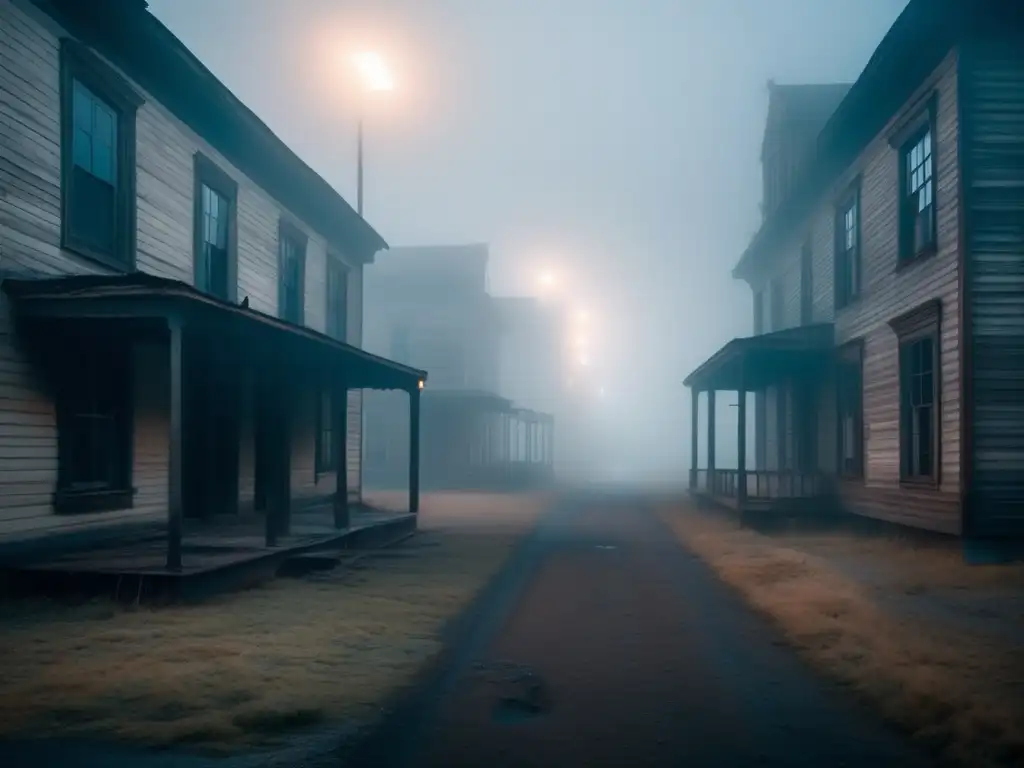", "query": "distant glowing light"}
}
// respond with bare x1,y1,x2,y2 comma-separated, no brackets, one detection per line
351,51,396,92
537,270,558,289
579,354,590,367
575,308,590,323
